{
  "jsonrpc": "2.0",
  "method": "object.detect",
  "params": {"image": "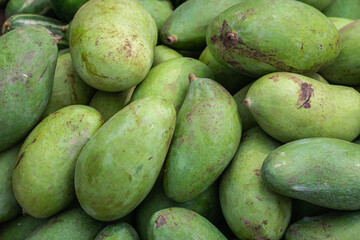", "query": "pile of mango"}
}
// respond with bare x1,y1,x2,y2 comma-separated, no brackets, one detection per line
1,0,360,239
